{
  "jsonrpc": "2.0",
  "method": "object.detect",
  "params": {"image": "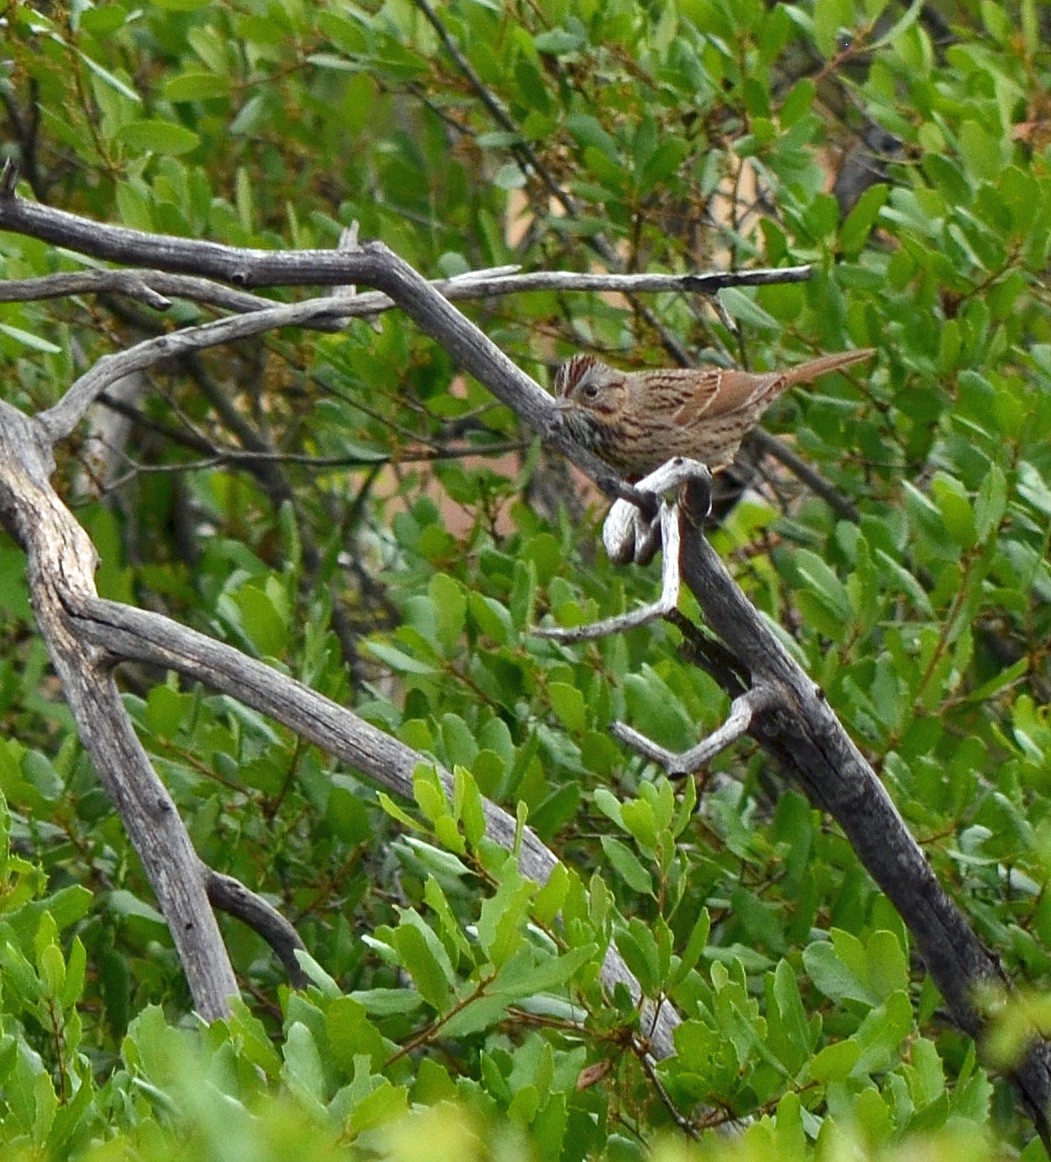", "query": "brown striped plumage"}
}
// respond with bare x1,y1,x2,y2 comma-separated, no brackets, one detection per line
552,348,875,479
